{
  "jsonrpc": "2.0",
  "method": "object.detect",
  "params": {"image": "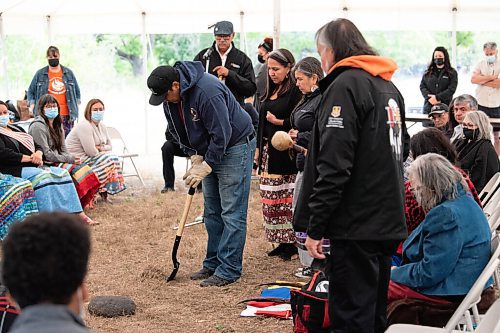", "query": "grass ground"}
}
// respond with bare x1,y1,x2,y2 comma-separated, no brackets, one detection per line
84,180,299,333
